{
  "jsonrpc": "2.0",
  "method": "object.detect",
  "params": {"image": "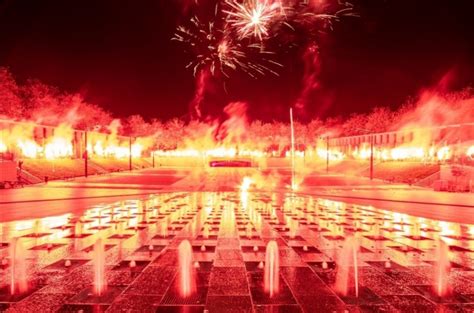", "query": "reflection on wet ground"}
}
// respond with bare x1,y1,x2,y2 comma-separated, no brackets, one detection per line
0,191,473,312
